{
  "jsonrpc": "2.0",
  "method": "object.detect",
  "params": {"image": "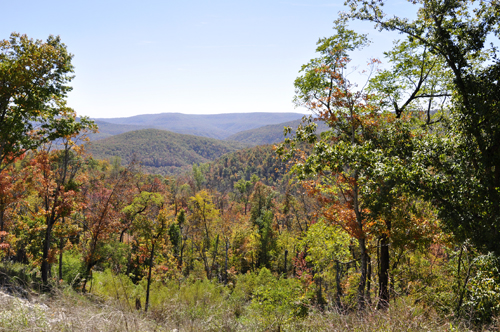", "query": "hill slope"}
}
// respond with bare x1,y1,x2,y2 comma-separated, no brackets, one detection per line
225,118,329,146
87,120,150,141
86,129,247,175
94,112,305,139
